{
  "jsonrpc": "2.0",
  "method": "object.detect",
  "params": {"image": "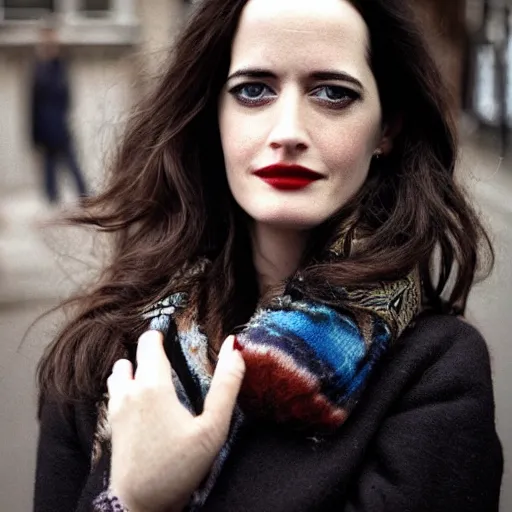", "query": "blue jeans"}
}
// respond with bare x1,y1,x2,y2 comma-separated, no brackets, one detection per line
43,146,88,203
